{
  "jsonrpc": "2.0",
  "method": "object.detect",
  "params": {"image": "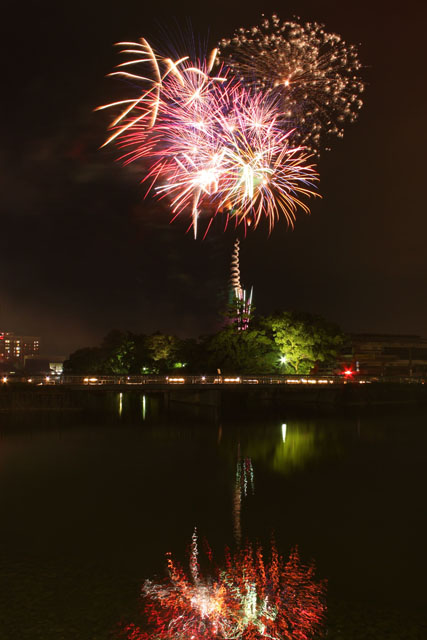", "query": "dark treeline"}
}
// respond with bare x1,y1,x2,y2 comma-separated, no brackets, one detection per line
64,311,347,376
